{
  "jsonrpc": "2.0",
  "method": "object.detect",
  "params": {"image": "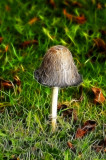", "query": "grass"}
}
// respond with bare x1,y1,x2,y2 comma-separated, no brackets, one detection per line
0,0,106,159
